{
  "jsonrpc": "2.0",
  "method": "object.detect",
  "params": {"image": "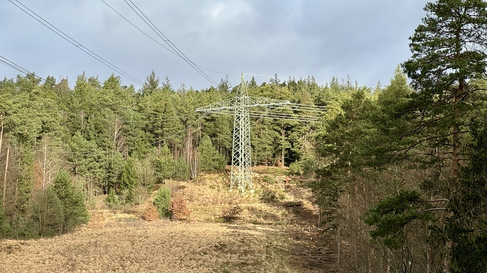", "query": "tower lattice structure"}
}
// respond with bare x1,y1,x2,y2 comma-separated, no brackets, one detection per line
196,74,292,193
